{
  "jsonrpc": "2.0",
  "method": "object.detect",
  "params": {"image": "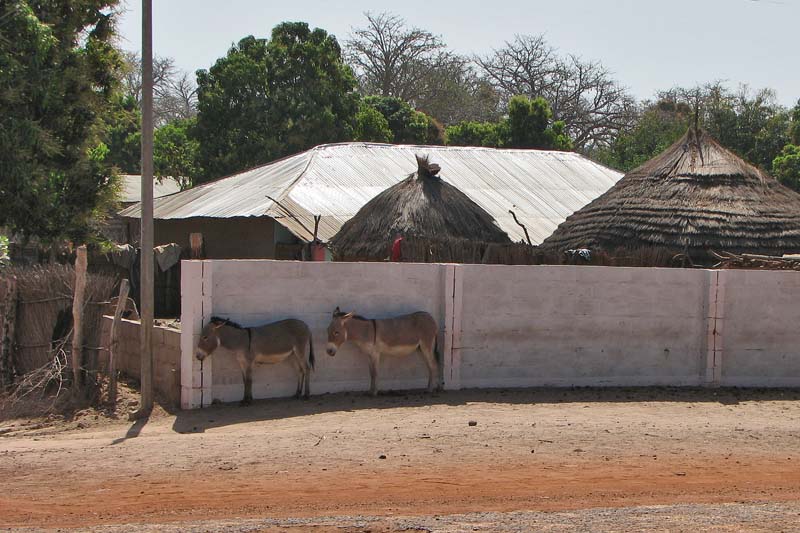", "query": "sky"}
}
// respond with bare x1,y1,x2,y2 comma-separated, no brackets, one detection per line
116,0,799,107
